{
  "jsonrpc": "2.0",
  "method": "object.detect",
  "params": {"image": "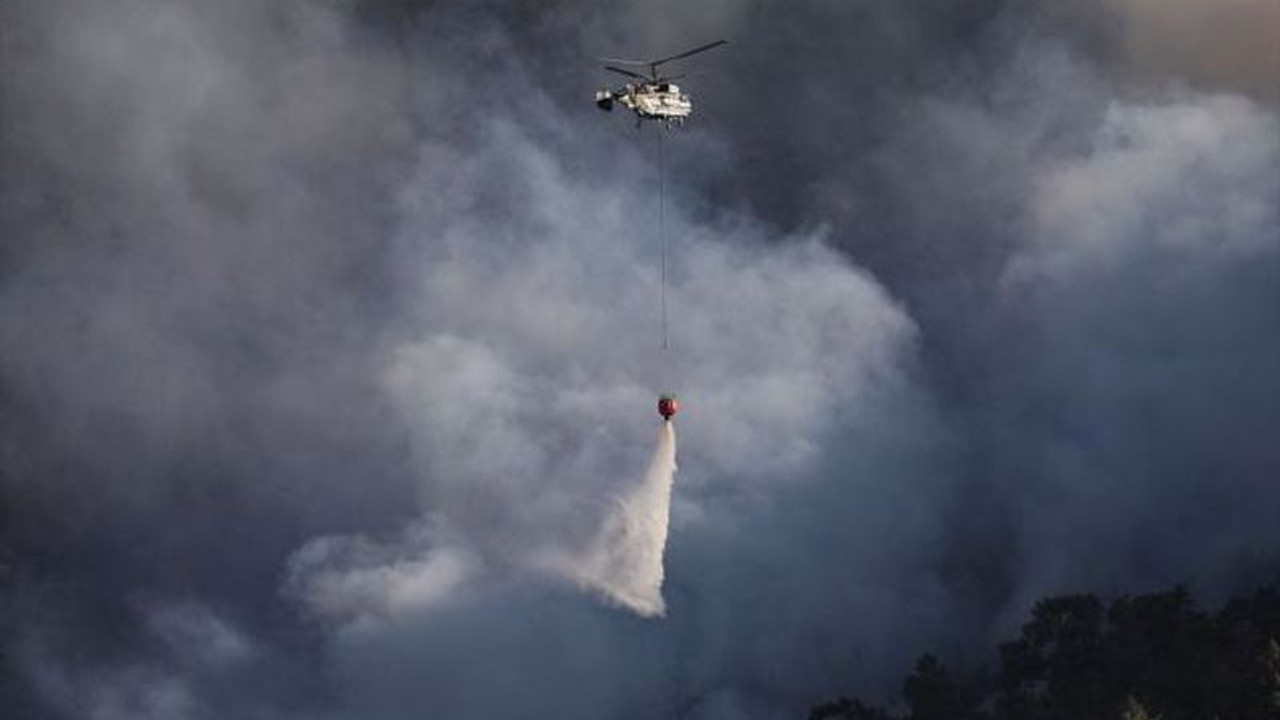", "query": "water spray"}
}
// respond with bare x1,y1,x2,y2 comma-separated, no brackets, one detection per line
575,422,678,617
